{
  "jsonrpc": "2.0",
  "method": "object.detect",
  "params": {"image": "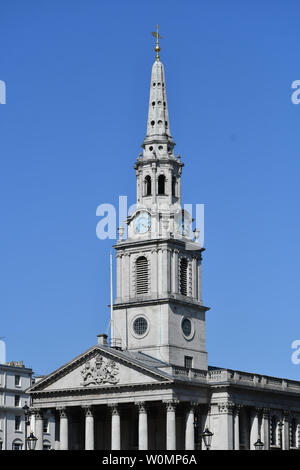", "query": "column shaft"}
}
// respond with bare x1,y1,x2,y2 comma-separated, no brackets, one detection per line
136,403,148,450
84,407,94,450
35,410,44,451
185,406,195,450
59,408,68,450
111,405,121,450
165,402,177,450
